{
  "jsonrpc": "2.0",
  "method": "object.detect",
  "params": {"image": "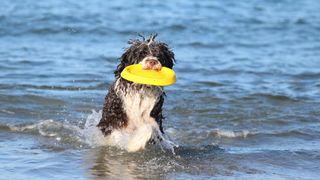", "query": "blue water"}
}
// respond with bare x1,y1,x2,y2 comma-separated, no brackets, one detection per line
1,0,320,179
